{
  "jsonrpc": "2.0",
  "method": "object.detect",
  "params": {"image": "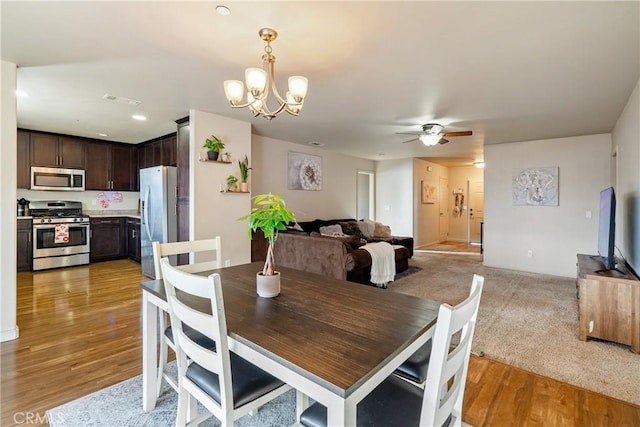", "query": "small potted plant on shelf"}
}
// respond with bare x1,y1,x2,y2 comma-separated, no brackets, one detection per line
238,155,251,193
203,135,225,161
238,193,296,297
226,175,238,191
